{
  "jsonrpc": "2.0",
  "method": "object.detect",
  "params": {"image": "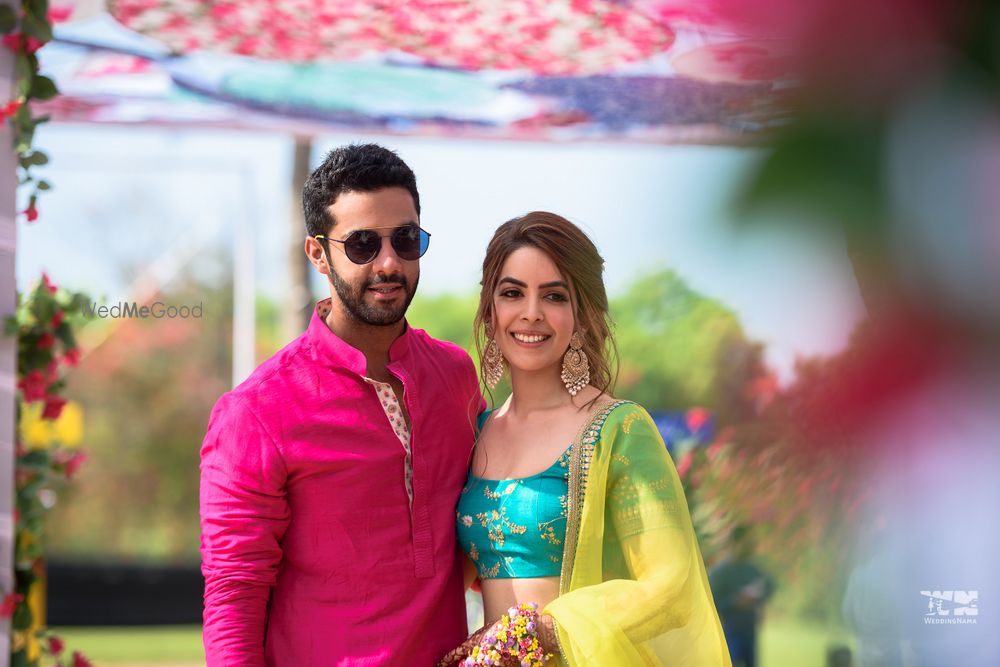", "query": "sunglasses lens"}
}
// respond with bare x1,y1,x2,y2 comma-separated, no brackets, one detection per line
391,226,429,260
344,230,381,264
